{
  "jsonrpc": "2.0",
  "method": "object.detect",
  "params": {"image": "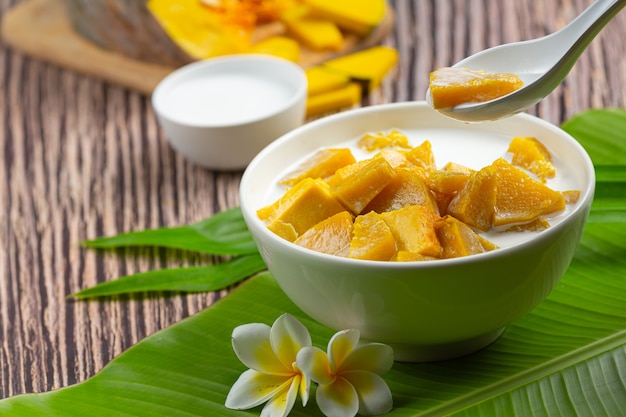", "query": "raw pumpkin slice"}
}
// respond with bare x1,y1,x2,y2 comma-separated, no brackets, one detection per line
381,205,442,257
282,5,344,51
251,36,301,62
507,136,556,182
357,129,412,152
306,83,362,118
280,148,356,186
446,165,497,232
492,158,566,226
437,215,488,259
429,67,524,109
364,167,439,214
303,0,386,36
305,66,350,96
328,157,397,214
294,211,354,256
322,46,399,91
348,211,396,261
259,178,346,238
